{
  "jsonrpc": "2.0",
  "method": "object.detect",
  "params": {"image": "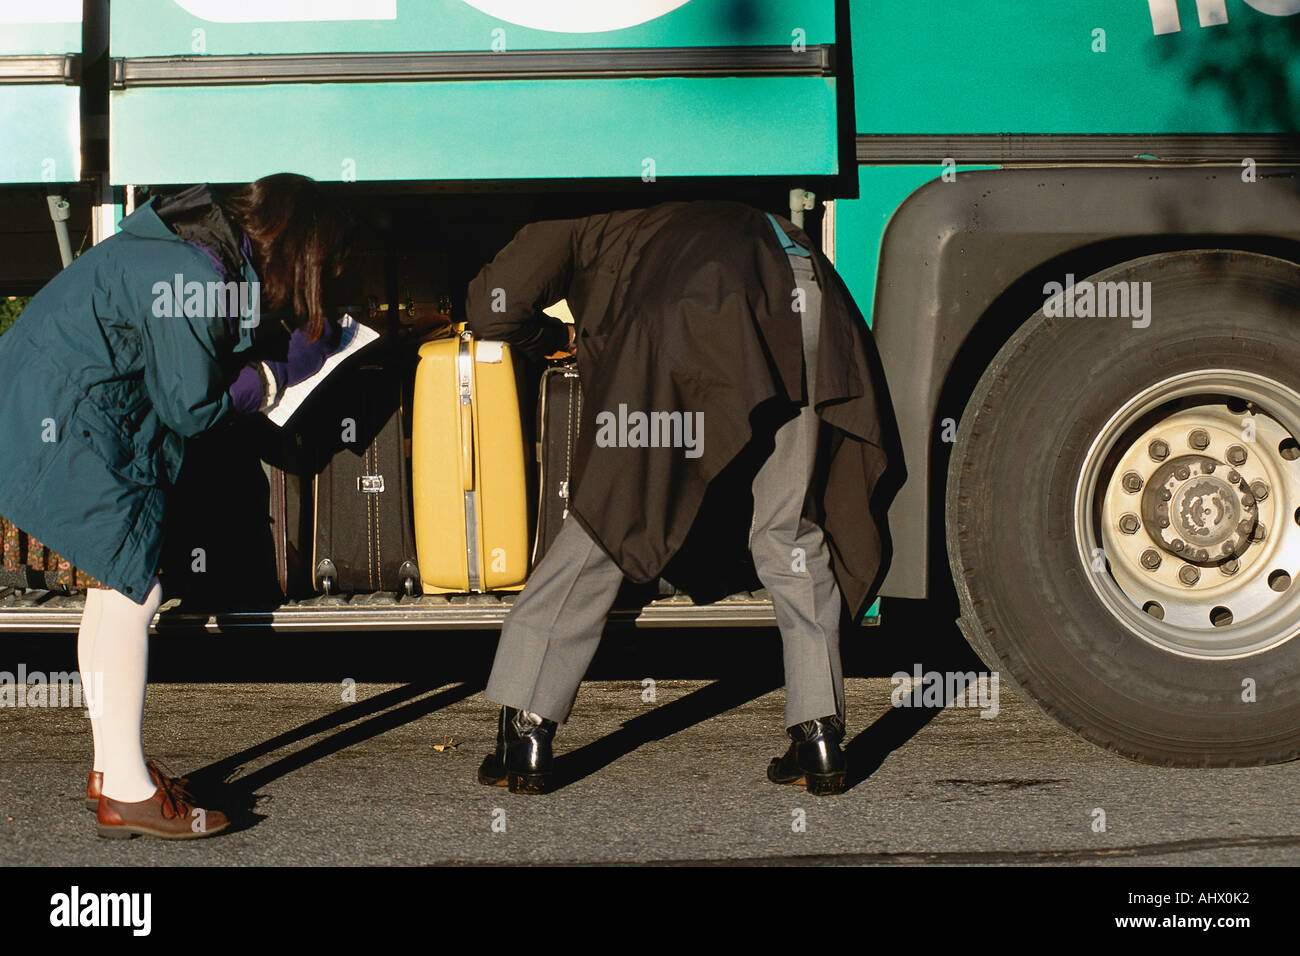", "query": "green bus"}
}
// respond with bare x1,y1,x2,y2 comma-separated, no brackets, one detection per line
2,0,1298,766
